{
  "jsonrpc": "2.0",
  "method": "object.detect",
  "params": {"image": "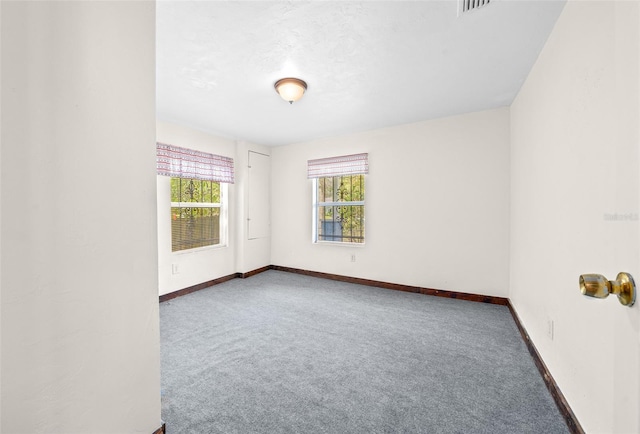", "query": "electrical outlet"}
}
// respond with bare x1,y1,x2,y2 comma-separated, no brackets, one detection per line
547,319,554,341
172,263,180,275
351,254,356,262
